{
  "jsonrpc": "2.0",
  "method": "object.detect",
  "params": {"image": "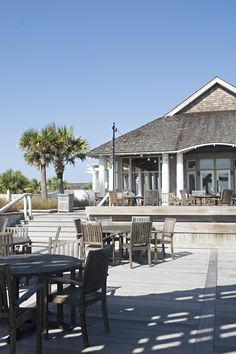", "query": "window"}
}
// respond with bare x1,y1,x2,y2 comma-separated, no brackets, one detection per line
216,158,230,169
187,160,196,170
200,159,214,169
